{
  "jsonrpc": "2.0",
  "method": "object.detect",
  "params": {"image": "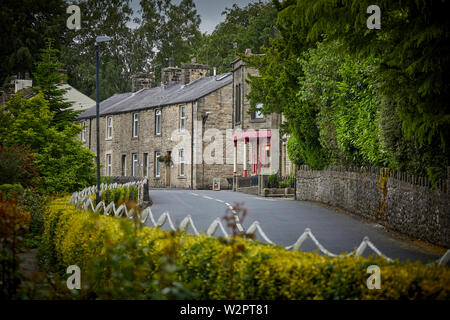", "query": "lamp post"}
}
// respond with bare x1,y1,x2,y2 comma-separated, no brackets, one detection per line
95,35,111,204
